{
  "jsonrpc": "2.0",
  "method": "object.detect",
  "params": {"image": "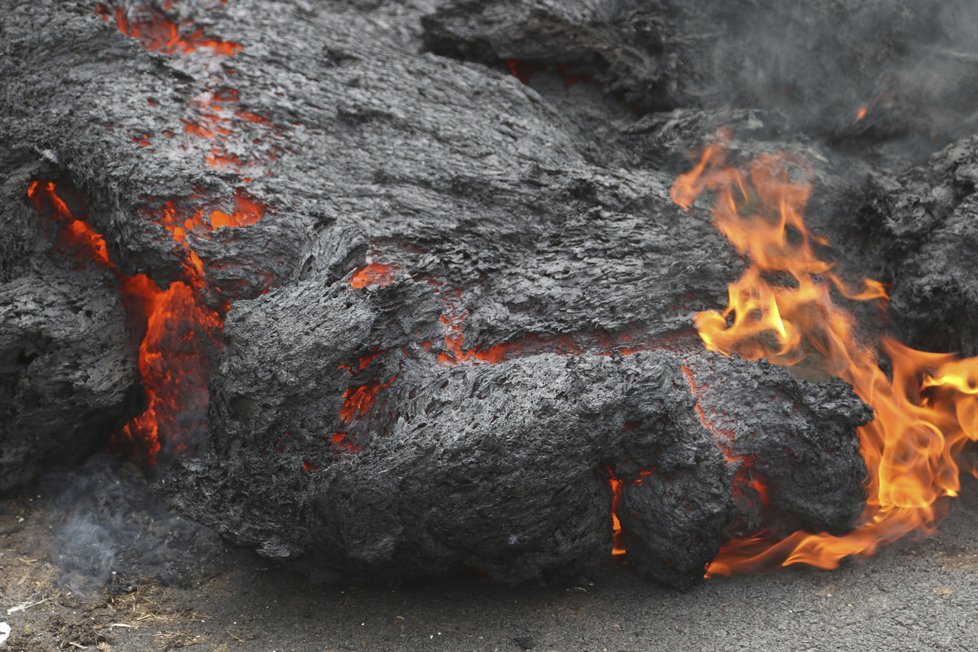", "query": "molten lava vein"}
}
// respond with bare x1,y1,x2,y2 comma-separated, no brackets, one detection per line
66,0,273,464
118,276,221,462
608,470,627,557
95,2,241,56
27,181,227,465
670,138,978,574
349,262,397,289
